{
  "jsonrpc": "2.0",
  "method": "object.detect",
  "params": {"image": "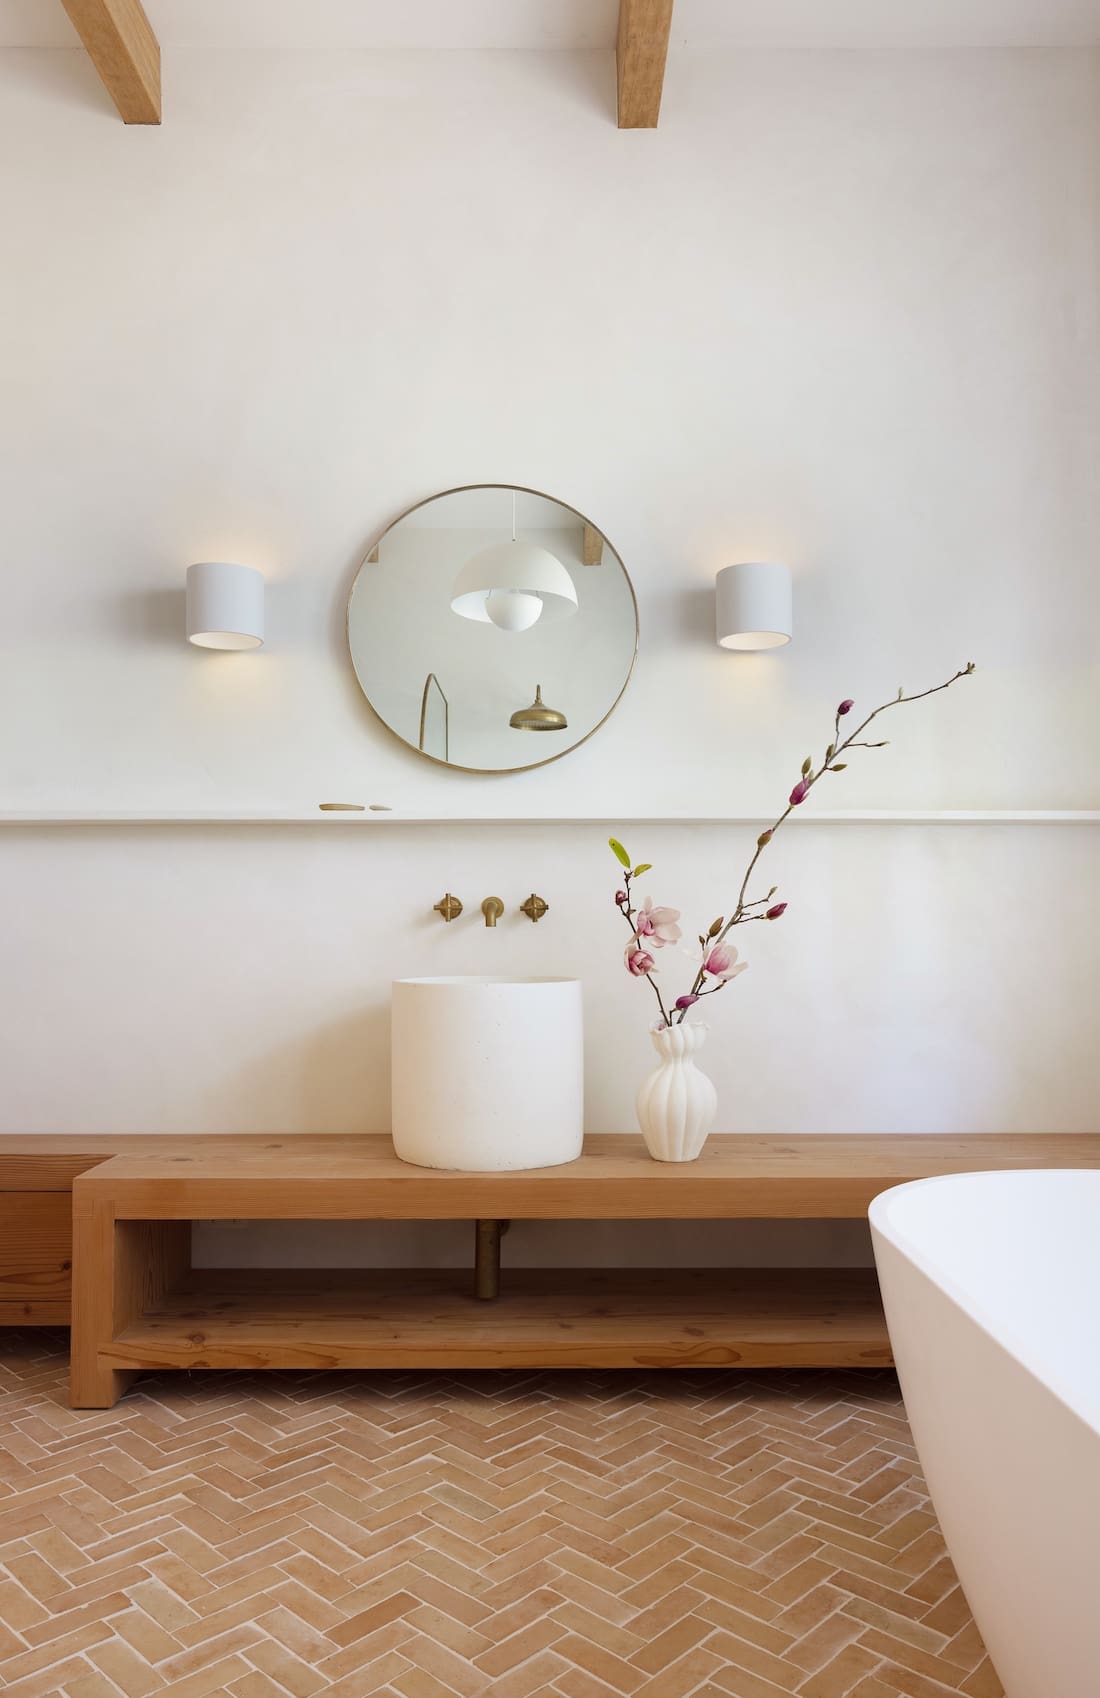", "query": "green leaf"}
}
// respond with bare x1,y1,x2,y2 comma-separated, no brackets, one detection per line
826,742,836,760
801,756,812,775
832,762,847,770
632,863,652,878
609,838,632,869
